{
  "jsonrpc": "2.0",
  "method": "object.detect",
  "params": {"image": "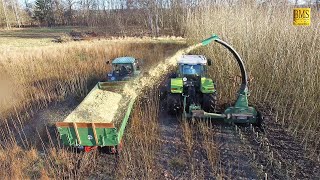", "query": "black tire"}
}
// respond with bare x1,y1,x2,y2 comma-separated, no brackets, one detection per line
255,111,265,132
167,93,182,115
159,74,173,101
159,84,168,101
202,92,217,113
